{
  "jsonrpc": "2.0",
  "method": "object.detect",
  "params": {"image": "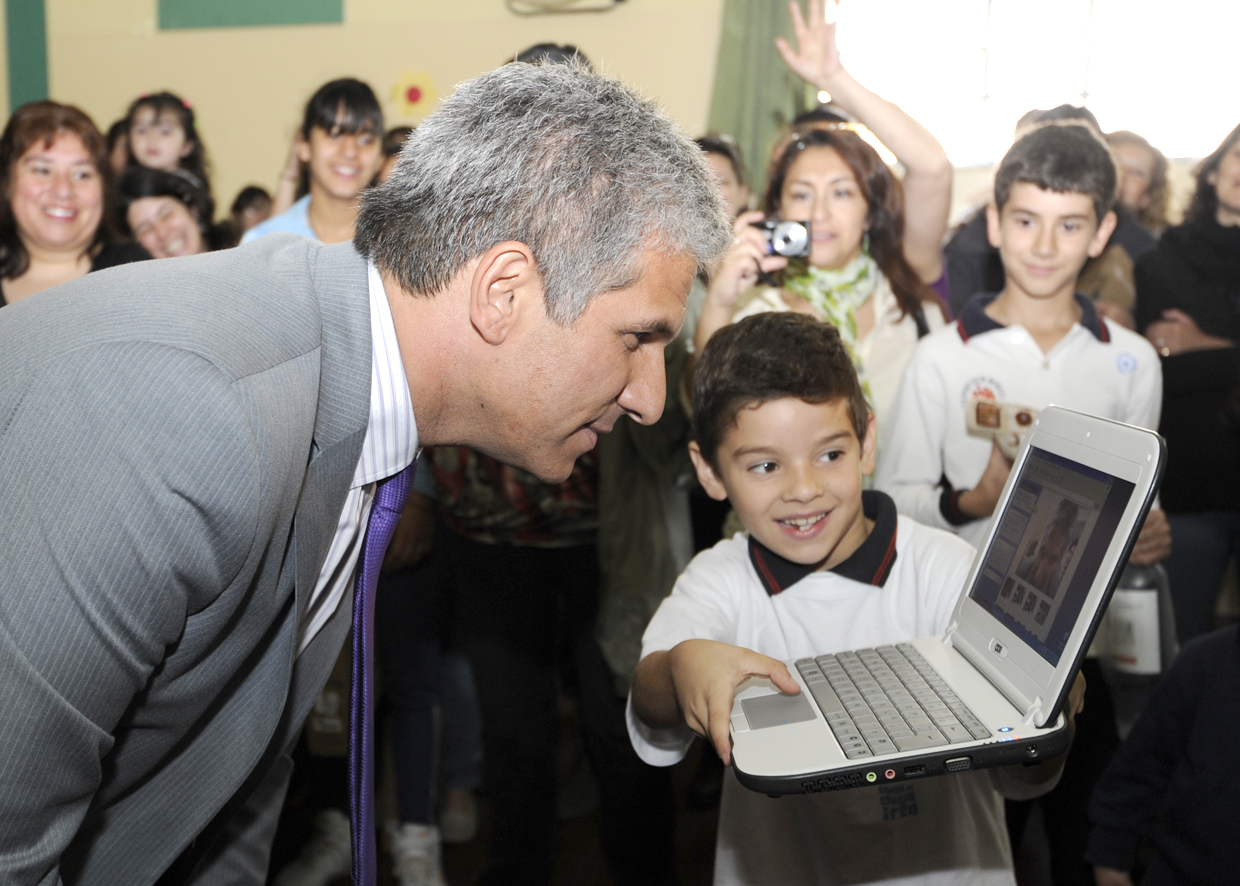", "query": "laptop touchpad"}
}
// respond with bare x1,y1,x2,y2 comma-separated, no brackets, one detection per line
741,693,817,729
